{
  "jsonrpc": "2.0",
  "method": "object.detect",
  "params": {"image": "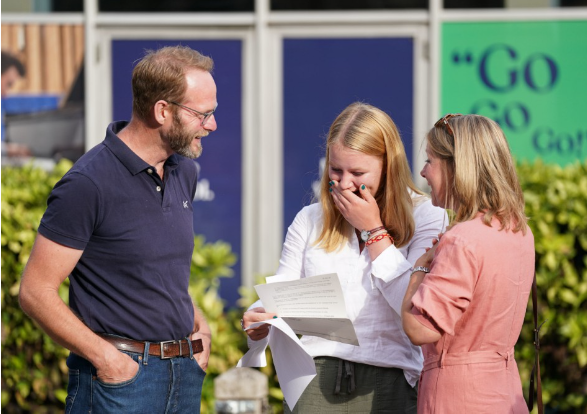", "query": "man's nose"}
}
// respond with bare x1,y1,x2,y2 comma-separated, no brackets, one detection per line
204,114,217,132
